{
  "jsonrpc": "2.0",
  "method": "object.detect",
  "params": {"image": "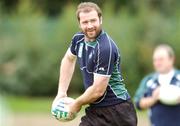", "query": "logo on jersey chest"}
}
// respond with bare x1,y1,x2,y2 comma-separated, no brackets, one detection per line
99,67,105,71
